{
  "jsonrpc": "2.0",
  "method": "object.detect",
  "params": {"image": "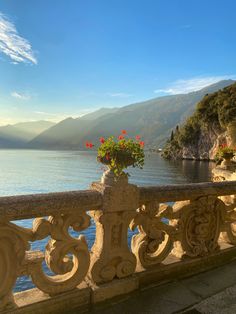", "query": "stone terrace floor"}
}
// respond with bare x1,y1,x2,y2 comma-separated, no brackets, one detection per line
84,259,236,314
